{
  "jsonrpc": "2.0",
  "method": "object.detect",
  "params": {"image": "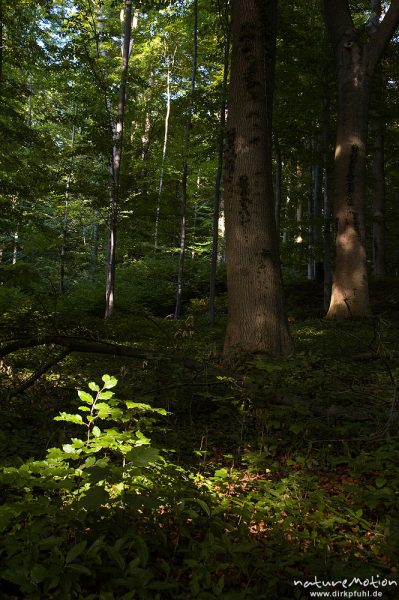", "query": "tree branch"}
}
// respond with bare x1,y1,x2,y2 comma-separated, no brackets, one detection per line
0,336,151,360
0,335,201,370
12,350,70,395
322,0,355,54
368,0,399,75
